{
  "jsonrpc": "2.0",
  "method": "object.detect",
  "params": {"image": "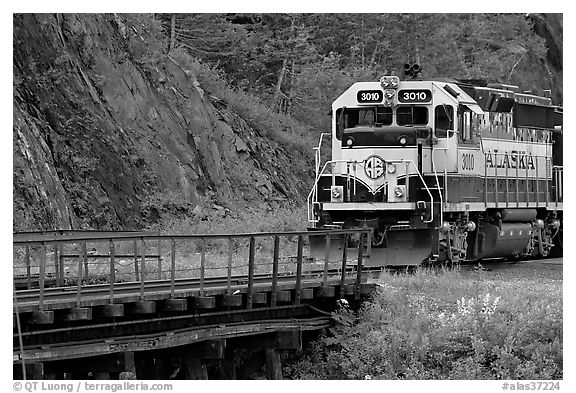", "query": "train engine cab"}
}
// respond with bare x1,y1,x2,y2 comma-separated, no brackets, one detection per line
308,75,563,266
